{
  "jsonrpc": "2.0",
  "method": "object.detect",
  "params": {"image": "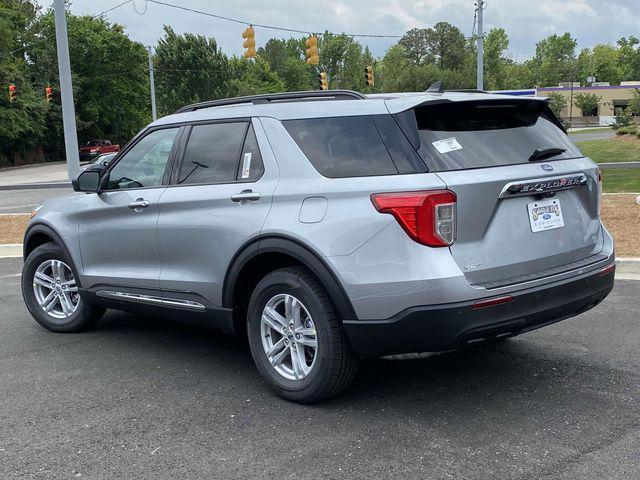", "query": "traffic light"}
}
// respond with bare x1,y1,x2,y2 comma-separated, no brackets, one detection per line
242,26,256,59
318,72,328,90
8,83,16,102
305,35,319,65
364,66,374,86
45,85,53,103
